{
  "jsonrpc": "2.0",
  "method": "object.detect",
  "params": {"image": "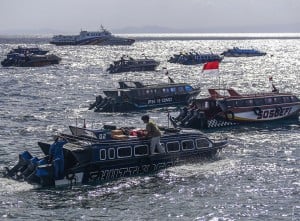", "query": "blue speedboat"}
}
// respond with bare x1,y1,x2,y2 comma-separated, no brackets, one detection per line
221,47,267,57
88,80,200,112
2,125,227,188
